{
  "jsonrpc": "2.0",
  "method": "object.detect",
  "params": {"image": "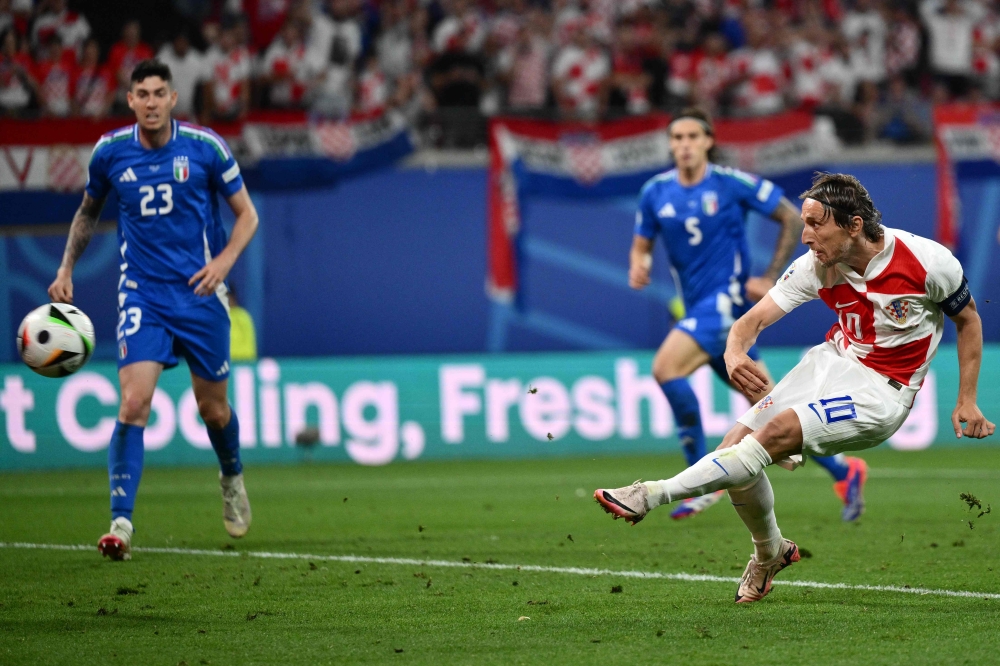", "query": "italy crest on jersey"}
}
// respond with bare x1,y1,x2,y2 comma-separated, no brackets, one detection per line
173,155,190,183
885,299,909,324
702,191,718,216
